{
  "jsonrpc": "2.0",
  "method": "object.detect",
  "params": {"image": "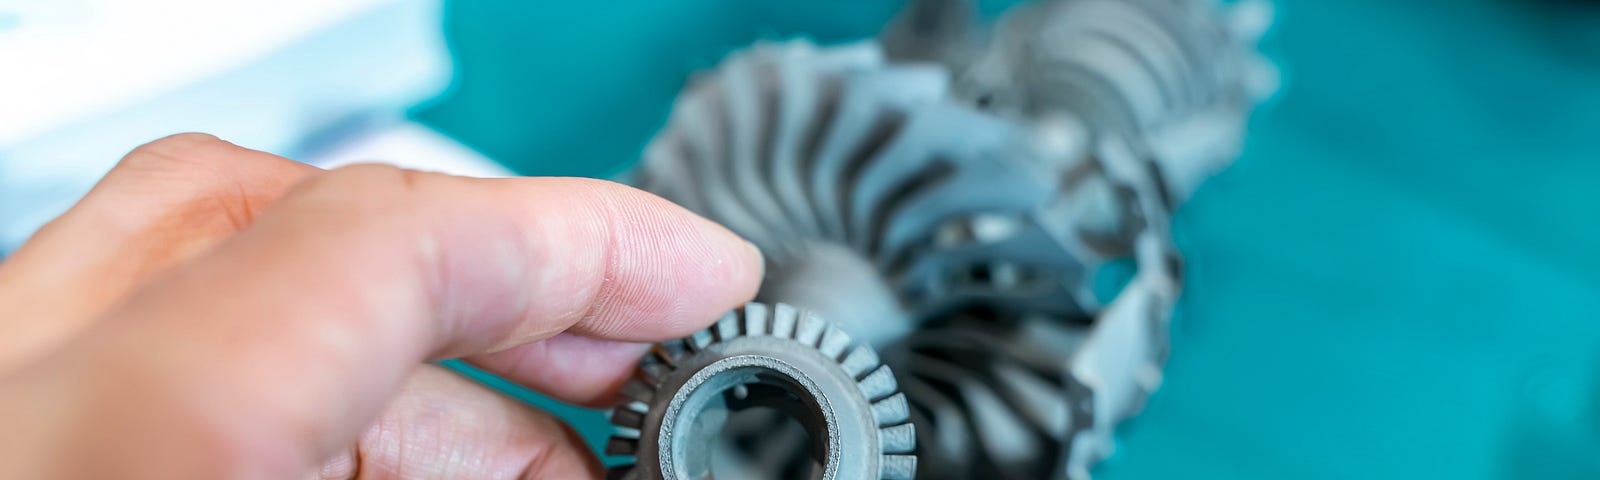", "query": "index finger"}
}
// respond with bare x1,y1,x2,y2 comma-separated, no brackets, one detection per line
0,163,762,479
